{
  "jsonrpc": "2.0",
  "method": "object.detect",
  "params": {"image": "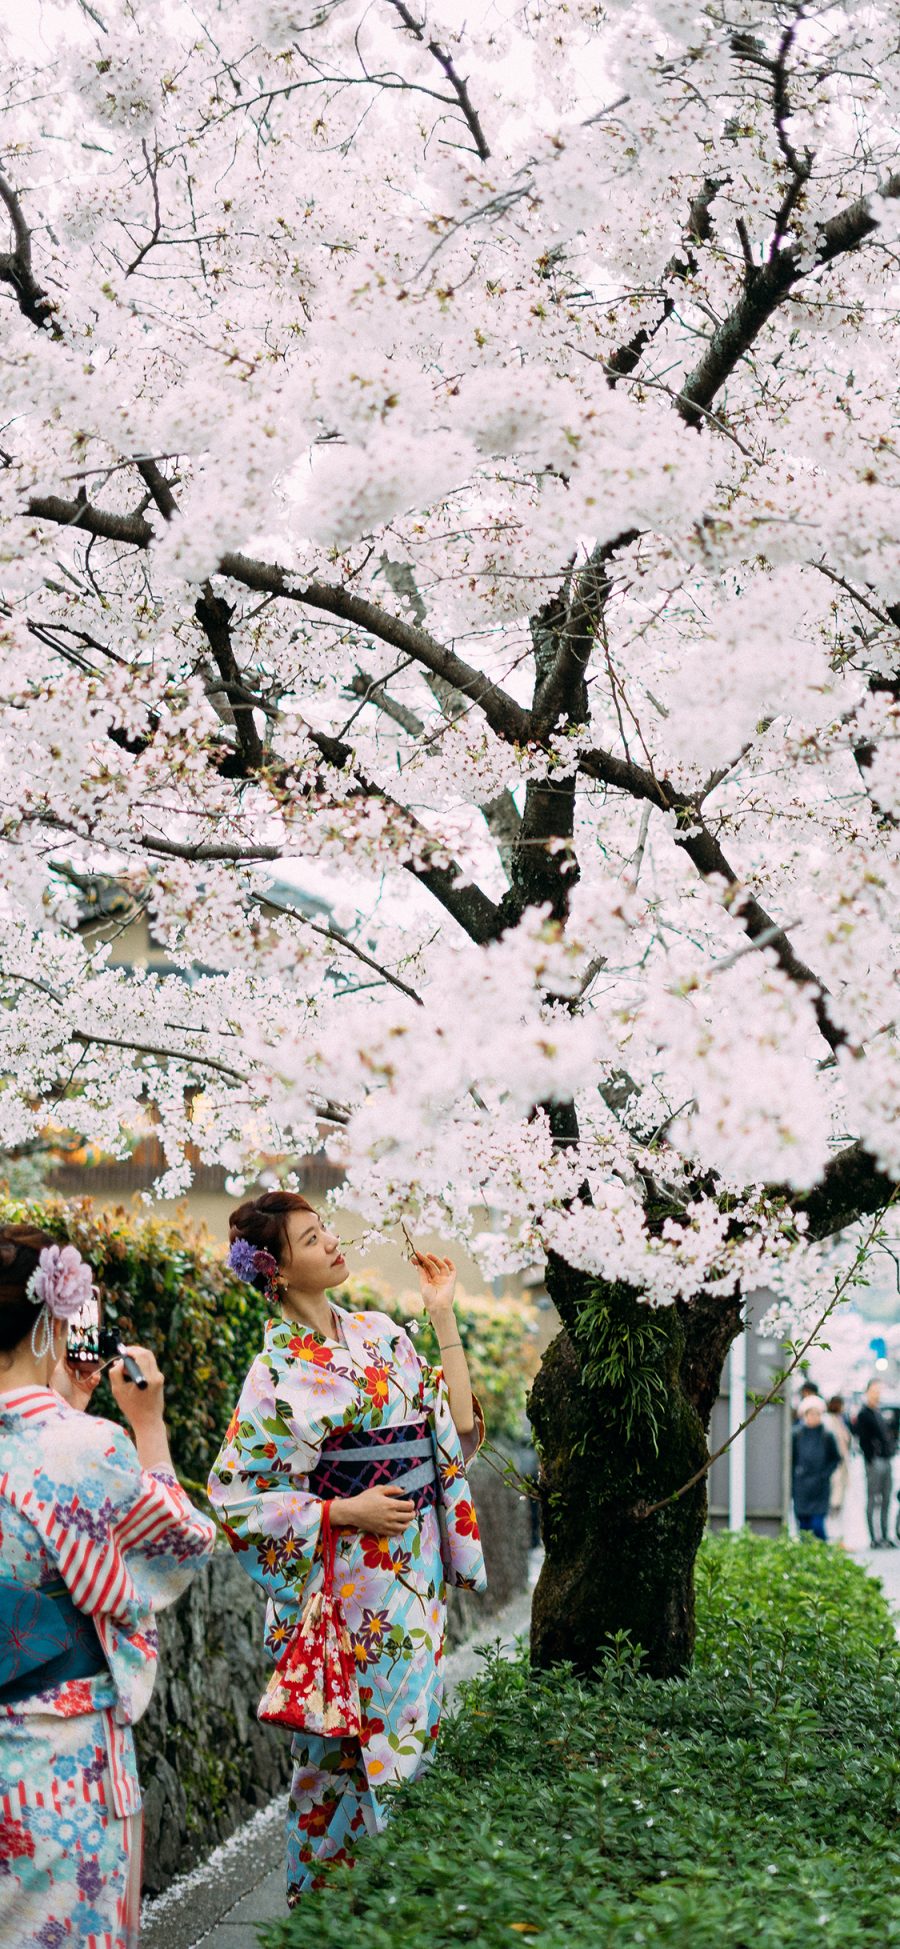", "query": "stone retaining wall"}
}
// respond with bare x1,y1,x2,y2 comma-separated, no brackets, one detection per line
138,1462,531,1895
